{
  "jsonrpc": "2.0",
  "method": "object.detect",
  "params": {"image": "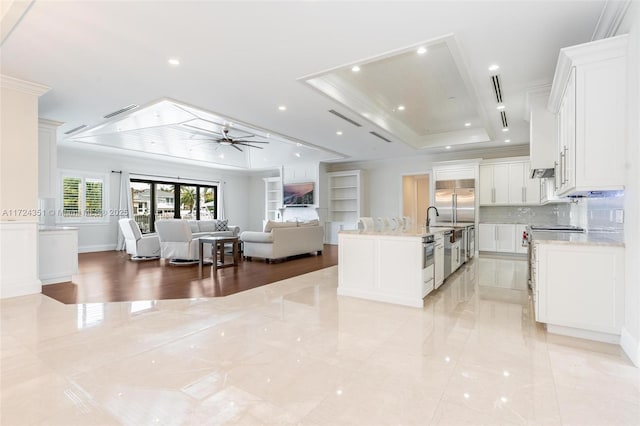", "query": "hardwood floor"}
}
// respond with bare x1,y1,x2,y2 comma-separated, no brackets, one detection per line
42,245,338,304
